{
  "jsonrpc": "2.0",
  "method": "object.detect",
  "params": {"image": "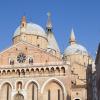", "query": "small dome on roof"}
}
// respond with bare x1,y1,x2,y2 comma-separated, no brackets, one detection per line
64,43,88,56
64,29,88,56
13,23,47,38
